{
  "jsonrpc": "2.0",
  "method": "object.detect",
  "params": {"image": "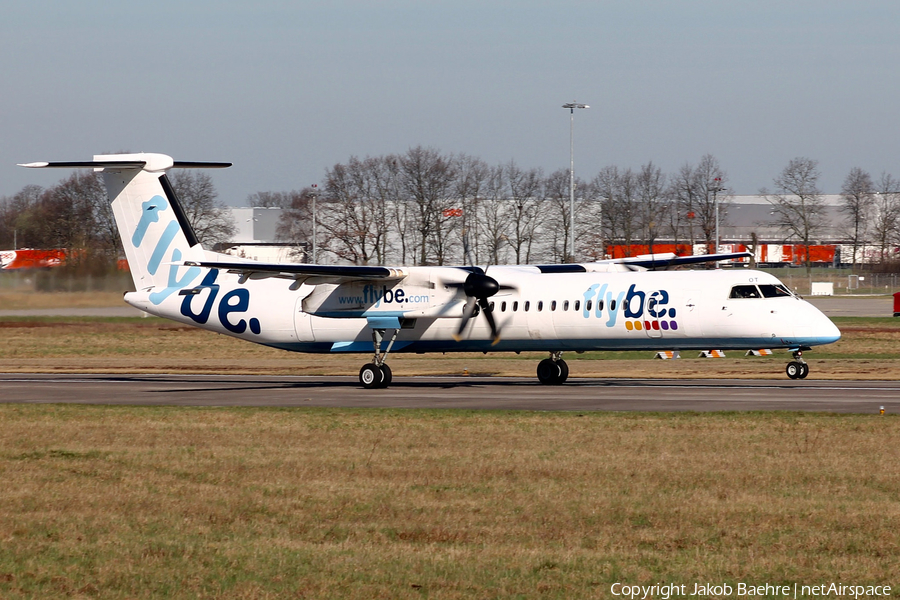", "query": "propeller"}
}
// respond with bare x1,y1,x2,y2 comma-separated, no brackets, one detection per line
447,271,513,345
